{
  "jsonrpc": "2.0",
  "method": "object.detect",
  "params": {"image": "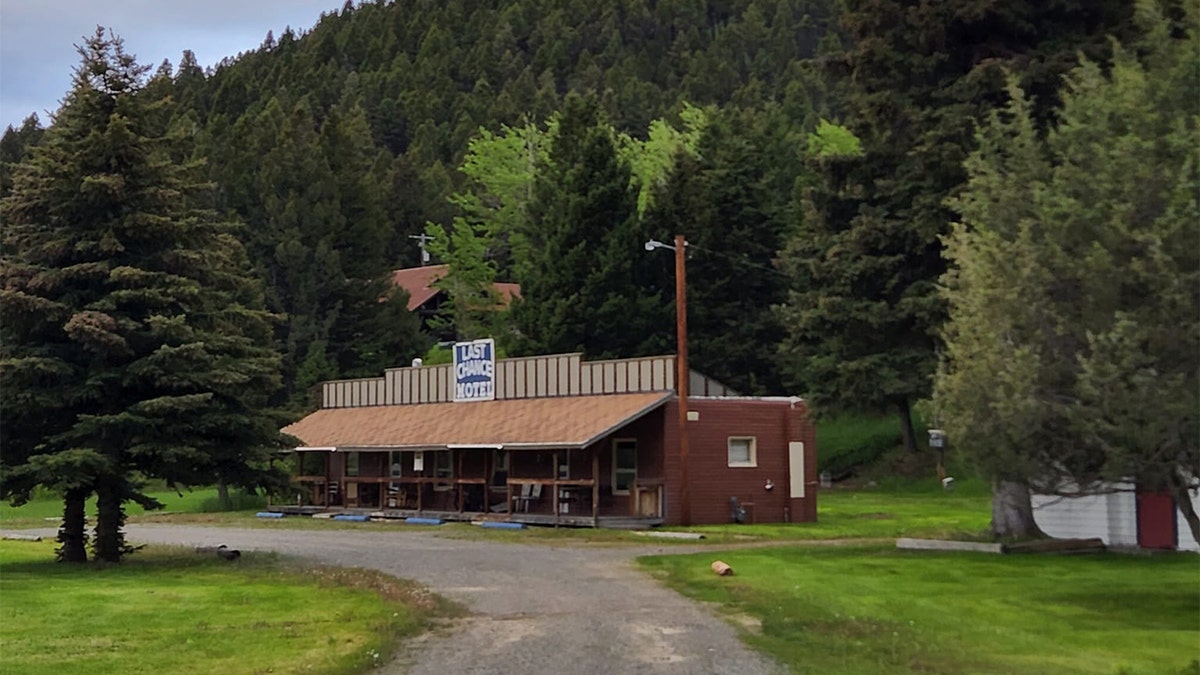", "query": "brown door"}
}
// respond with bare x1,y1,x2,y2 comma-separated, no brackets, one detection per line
1136,490,1176,549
